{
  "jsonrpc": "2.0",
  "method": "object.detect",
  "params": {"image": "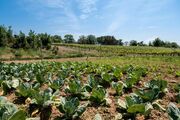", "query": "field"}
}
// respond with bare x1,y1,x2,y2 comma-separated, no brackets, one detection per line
0,45,180,120
1,44,180,61
53,44,180,56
